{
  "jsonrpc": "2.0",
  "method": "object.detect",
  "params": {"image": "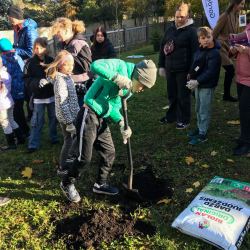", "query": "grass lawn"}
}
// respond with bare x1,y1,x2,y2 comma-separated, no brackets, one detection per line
0,45,250,250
